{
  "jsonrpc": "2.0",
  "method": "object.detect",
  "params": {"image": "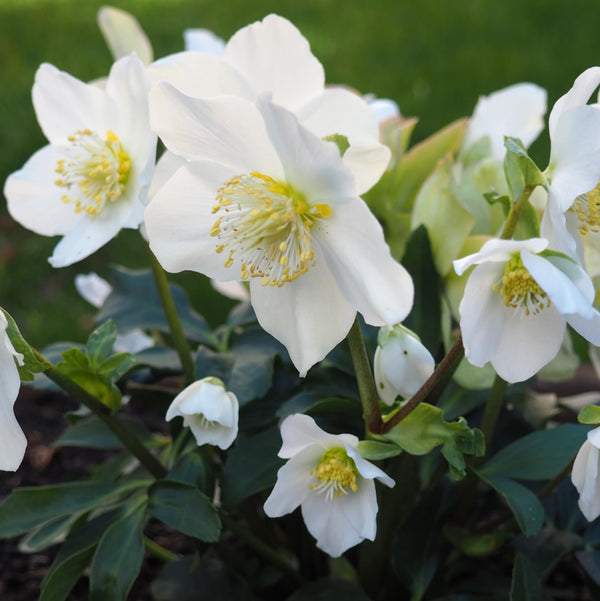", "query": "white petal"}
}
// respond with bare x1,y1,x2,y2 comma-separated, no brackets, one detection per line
548,105,600,212
113,331,155,354
278,414,358,459
316,196,414,326
0,339,26,471
149,151,186,201
453,237,548,275
33,63,116,144
74,273,112,308
145,161,241,278
342,144,391,195
572,439,593,494
257,97,356,201
540,192,579,260
249,251,357,376
4,145,84,236
223,14,324,112
210,280,249,302
184,29,226,55
345,445,395,488
263,447,319,516
97,6,153,64
149,84,282,176
549,67,600,140
463,83,547,160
